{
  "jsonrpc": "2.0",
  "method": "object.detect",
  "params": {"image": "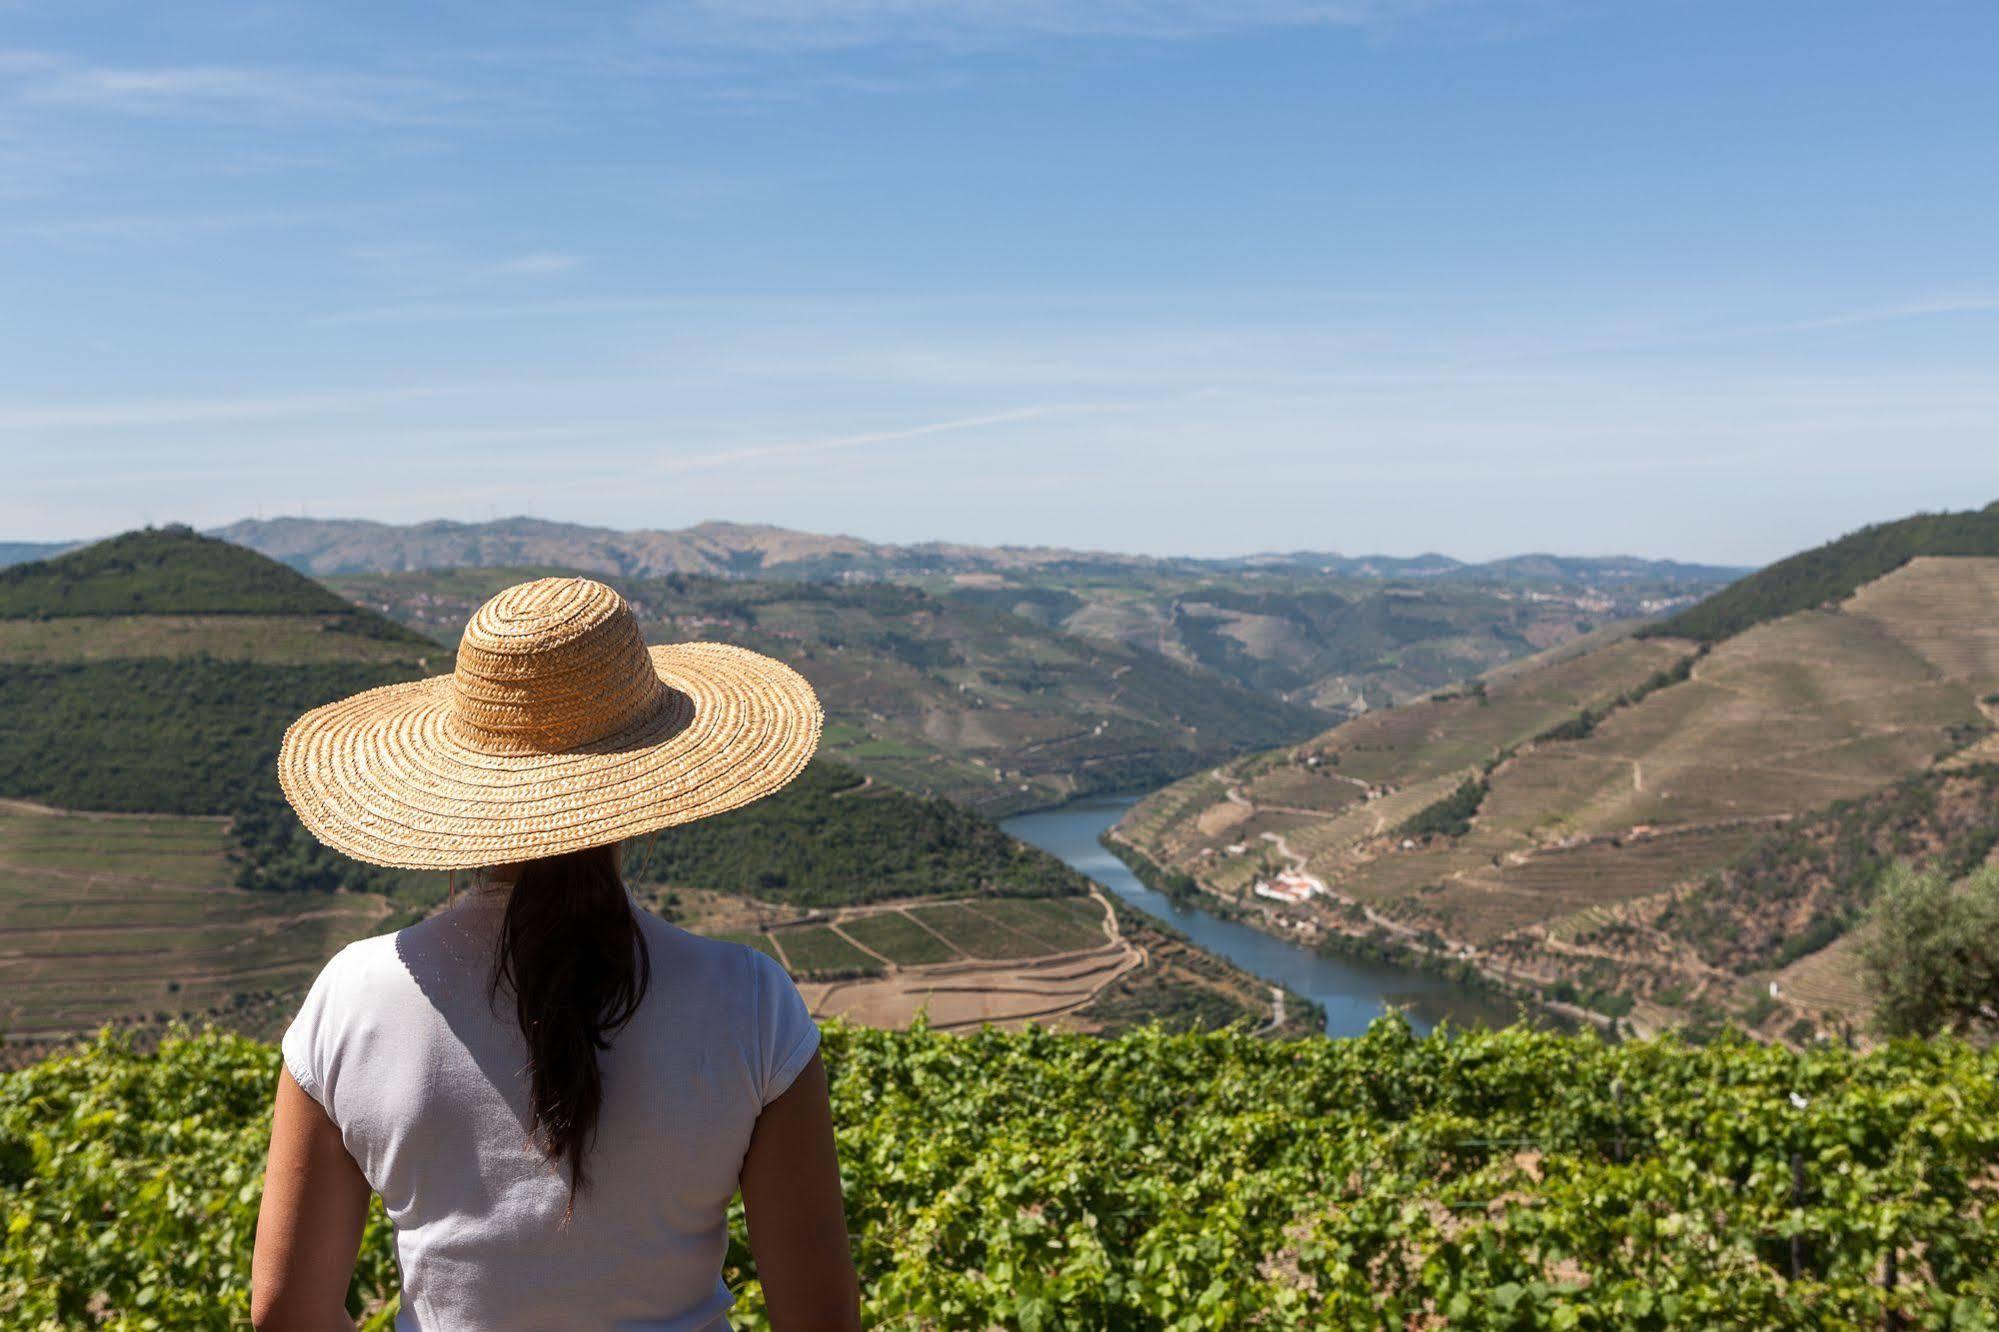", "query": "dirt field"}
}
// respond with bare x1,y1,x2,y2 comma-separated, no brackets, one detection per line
689,891,1142,1032
800,939,1140,1032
